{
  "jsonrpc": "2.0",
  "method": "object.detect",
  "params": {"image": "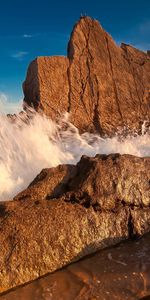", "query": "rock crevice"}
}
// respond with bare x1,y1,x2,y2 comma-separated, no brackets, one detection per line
105,34,123,123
